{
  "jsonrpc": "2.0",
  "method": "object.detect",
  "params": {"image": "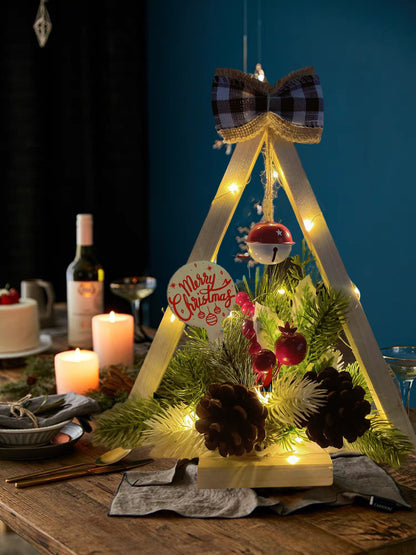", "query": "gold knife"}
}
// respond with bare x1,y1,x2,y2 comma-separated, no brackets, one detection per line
6,462,96,483
13,458,153,488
